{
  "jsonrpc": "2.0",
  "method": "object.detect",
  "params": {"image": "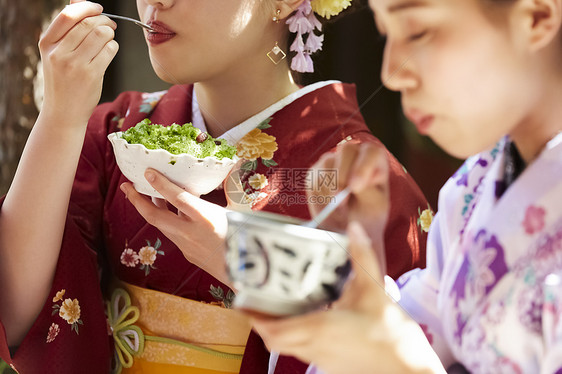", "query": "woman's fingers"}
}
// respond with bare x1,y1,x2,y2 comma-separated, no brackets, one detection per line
120,182,179,234
144,169,208,219
348,144,389,192
307,152,335,210
336,221,387,311
41,2,104,45
123,170,228,241
313,142,389,197
57,15,116,55
88,38,119,73
144,169,229,237
40,4,118,78
348,221,384,286
252,312,327,354
84,29,119,67
151,196,168,209
334,142,359,191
